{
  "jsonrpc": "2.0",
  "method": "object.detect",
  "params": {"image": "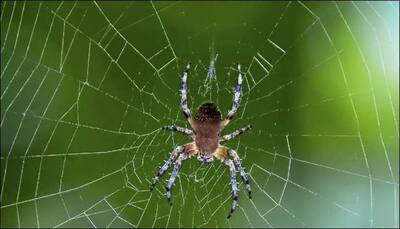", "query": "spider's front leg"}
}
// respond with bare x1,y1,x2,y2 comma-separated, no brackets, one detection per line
227,148,252,199
223,63,243,127
150,145,185,191
214,146,252,218
225,159,239,219
165,153,190,205
181,63,195,128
